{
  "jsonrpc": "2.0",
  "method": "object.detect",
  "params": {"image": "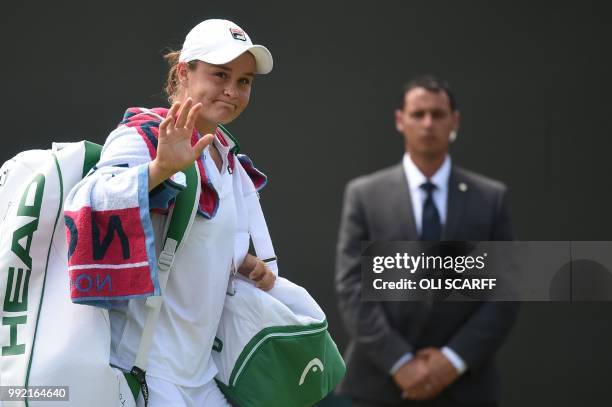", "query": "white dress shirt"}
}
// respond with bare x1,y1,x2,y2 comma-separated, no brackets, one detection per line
402,153,450,236
390,153,467,376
